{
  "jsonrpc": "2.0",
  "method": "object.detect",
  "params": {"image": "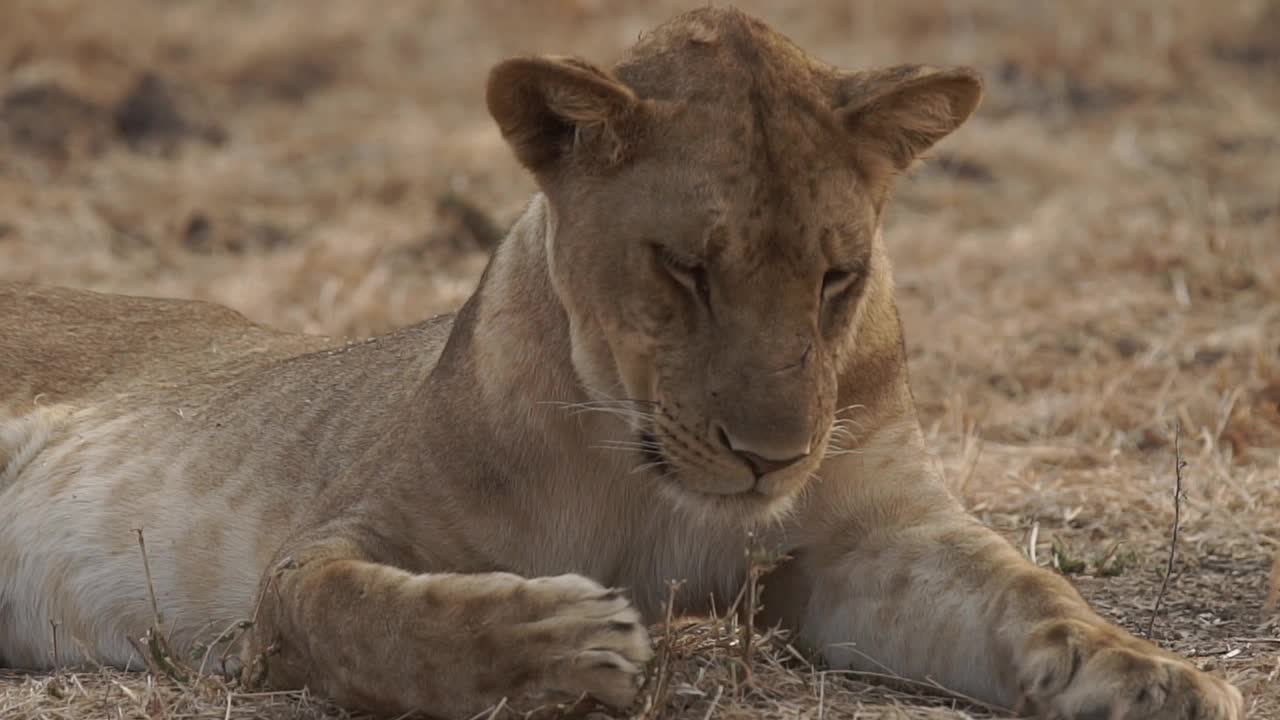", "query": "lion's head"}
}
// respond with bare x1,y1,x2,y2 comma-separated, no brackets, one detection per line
486,7,981,519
